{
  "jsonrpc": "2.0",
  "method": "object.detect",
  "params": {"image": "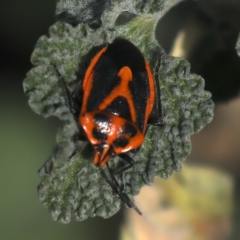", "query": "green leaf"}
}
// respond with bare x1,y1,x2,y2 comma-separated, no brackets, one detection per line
24,2,214,223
